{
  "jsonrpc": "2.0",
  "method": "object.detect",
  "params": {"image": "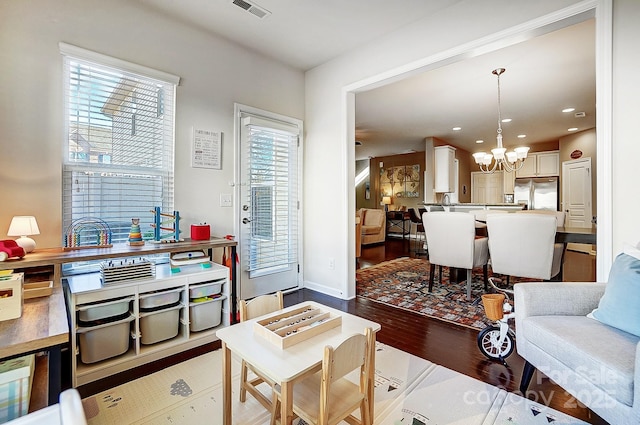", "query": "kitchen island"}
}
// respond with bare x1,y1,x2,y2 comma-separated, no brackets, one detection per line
421,203,525,213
